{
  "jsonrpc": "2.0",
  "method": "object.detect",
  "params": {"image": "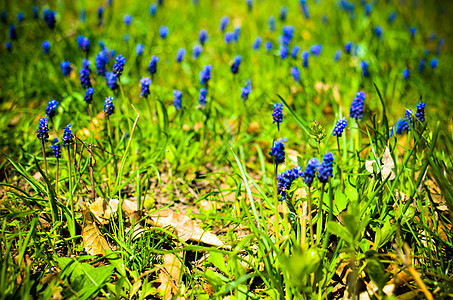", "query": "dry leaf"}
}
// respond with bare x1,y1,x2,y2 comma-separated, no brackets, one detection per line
88,198,119,224
157,253,182,300
82,208,112,256
122,199,138,215
148,209,223,247
365,147,395,180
